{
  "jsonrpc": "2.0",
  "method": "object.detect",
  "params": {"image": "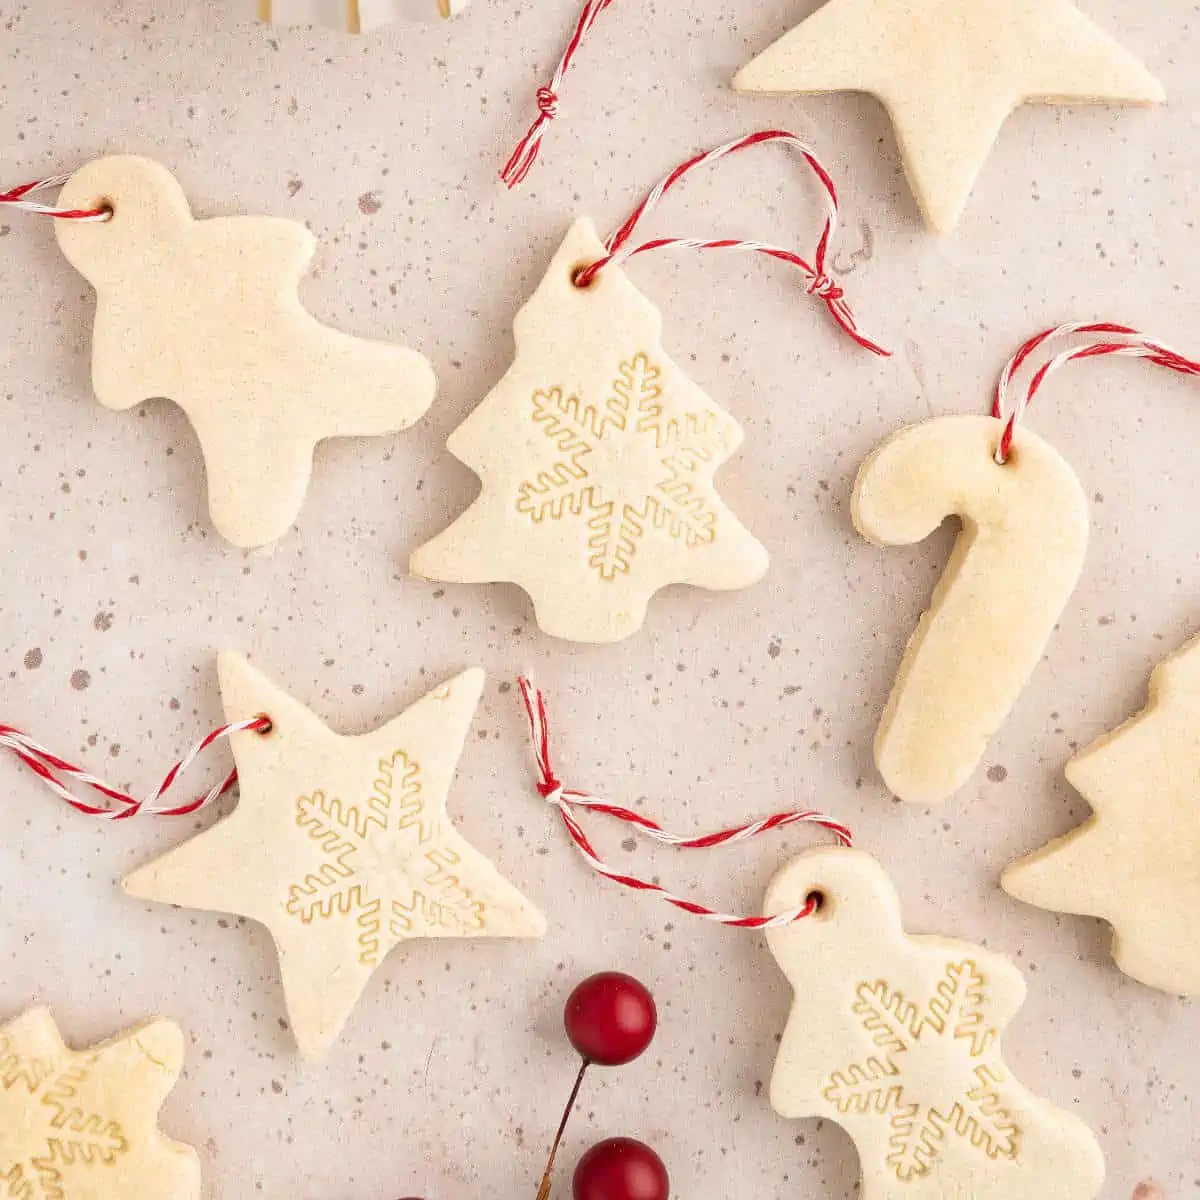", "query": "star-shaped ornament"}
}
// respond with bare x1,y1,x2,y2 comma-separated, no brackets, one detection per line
1004,634,1200,997
0,1009,200,1199
734,0,1163,232
764,848,1105,1199
410,219,768,643
55,156,437,547
124,655,546,1059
